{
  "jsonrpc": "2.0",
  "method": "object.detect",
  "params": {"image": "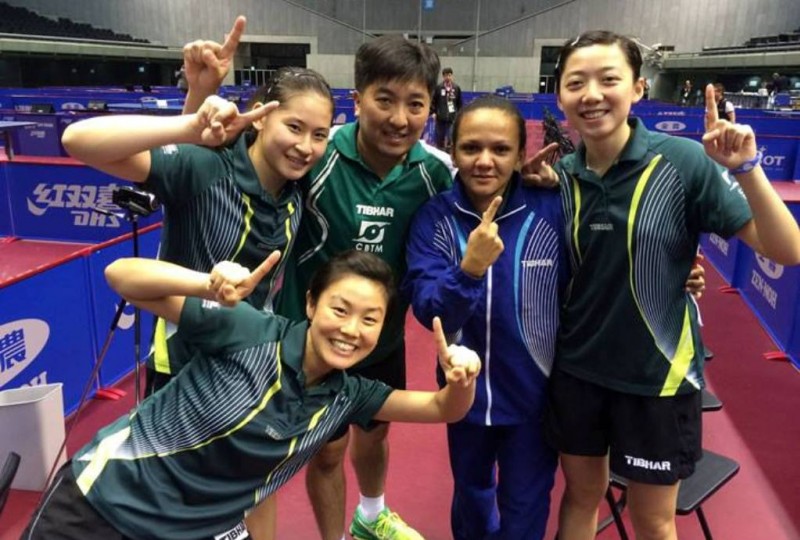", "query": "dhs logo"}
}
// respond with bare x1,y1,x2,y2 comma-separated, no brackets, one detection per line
353,221,390,253
0,319,50,387
654,121,686,132
27,182,122,228
755,254,783,280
